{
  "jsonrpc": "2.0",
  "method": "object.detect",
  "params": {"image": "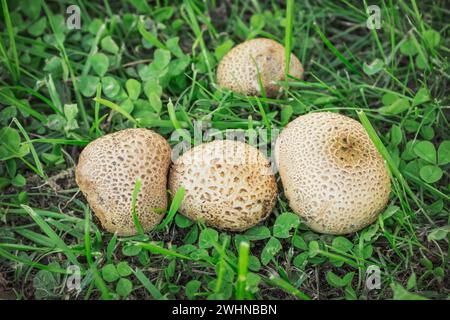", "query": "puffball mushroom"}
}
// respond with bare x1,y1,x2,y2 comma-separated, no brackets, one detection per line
216,38,304,97
169,140,277,231
275,112,391,235
75,128,171,236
